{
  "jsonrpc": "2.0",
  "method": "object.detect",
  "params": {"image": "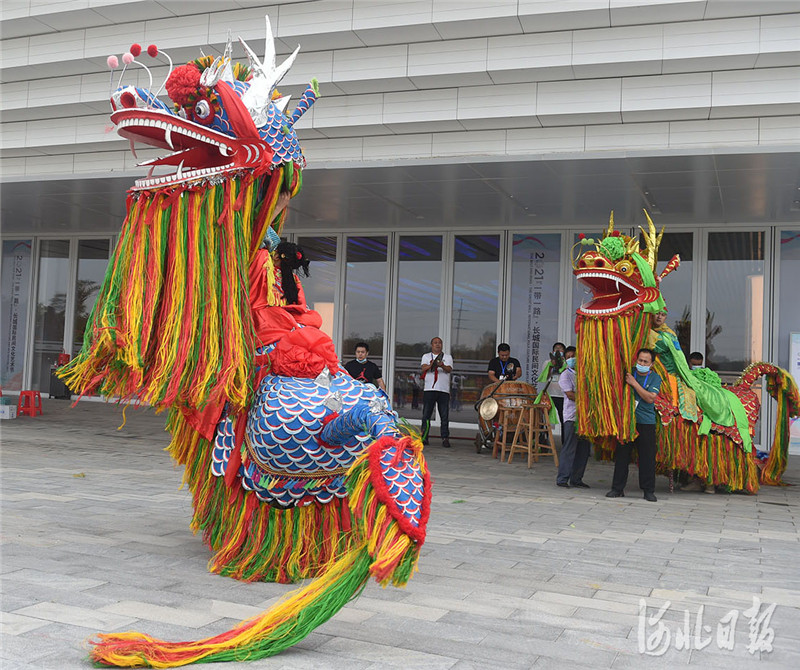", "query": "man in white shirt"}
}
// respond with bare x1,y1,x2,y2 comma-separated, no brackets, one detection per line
419,337,454,448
